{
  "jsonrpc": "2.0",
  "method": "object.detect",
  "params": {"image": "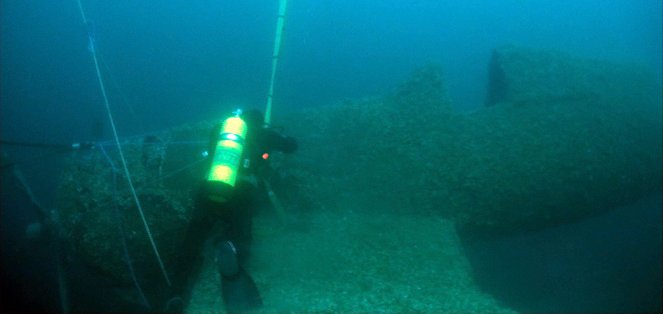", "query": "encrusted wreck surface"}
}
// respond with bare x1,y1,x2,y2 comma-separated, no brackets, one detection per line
278,46,662,237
